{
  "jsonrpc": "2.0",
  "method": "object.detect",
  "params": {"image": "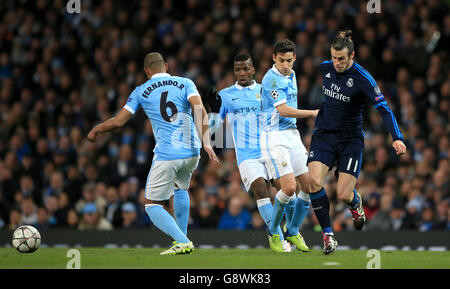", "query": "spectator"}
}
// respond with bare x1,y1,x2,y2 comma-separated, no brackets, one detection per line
218,197,252,230
43,195,59,226
54,192,71,226
0,190,7,229
120,202,143,229
107,144,138,186
35,207,53,231
136,189,152,226
8,208,22,231
364,192,381,221
78,203,113,231
18,175,40,205
418,207,436,232
192,201,221,229
105,186,120,224
42,170,65,202
390,204,407,231
66,209,80,230
20,197,38,226
75,183,106,215
433,199,449,230
366,194,394,231
250,211,265,230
